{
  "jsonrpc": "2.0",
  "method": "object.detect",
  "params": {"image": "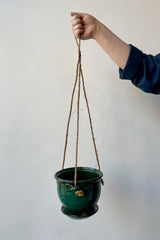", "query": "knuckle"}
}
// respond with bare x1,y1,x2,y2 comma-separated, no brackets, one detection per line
71,16,75,21
75,30,79,36
75,29,83,35
73,24,82,31
74,15,81,20
73,26,76,31
71,16,77,23
73,18,81,25
74,15,79,19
